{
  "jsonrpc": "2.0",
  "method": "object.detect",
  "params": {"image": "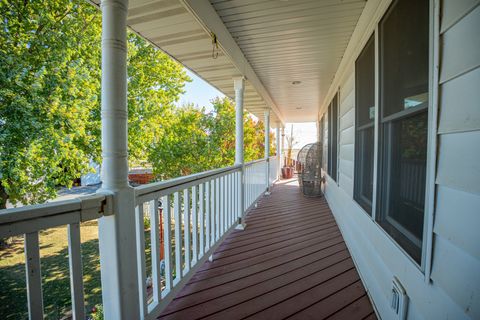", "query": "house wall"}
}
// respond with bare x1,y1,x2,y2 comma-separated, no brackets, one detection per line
318,0,480,319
